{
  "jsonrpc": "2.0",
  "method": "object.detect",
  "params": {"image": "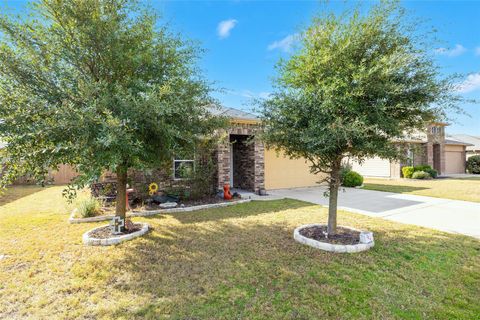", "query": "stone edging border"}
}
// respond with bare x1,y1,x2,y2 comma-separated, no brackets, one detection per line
69,199,252,223
83,222,149,246
293,223,374,253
